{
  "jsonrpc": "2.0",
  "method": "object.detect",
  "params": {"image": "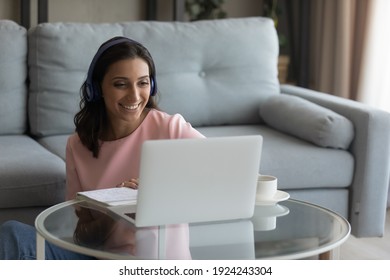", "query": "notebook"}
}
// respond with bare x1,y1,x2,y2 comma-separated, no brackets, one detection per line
76,187,137,207
119,135,263,227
